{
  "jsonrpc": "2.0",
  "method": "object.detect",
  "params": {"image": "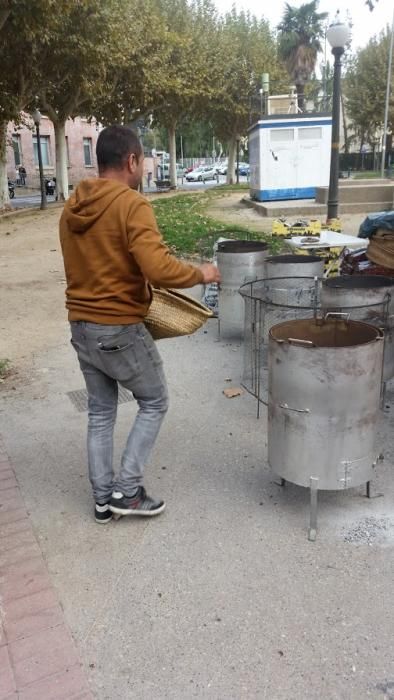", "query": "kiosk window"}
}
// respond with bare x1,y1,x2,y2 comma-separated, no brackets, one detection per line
270,129,294,142
299,127,322,140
